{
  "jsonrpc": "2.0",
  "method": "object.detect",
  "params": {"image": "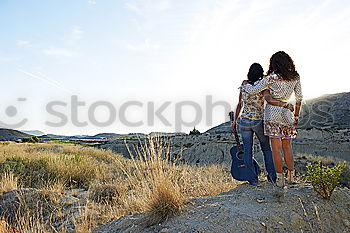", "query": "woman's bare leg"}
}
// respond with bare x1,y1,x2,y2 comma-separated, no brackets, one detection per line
282,138,295,184
282,139,294,171
270,138,283,173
